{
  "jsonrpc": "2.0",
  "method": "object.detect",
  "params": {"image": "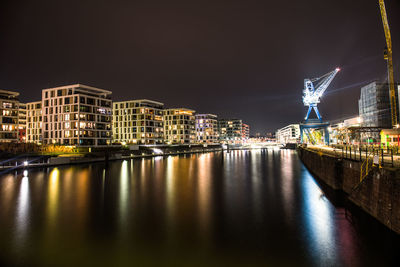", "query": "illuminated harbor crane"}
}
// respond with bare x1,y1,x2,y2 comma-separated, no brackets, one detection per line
303,68,340,122
378,0,397,127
